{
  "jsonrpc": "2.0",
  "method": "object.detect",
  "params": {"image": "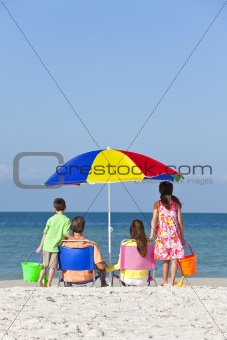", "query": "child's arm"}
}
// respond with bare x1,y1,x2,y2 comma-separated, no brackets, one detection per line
150,202,158,240
106,261,120,272
105,255,120,272
36,233,47,253
177,204,186,246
